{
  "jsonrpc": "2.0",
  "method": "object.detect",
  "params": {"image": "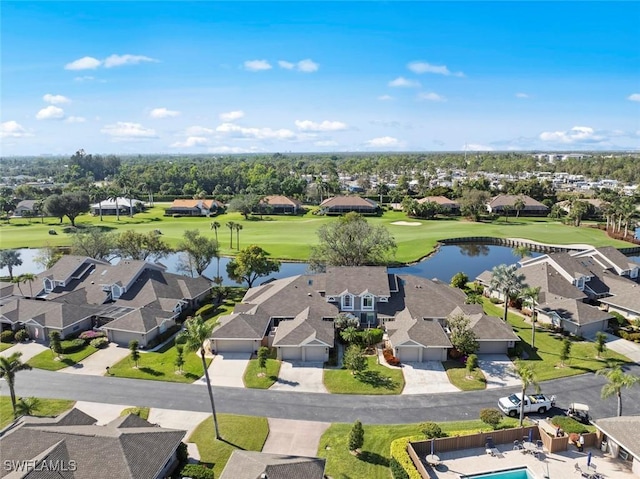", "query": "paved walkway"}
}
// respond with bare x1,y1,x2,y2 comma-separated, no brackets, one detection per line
401,362,458,394
0,341,47,362
195,352,250,388
262,418,330,457
477,354,521,389
61,343,130,376
270,361,327,393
